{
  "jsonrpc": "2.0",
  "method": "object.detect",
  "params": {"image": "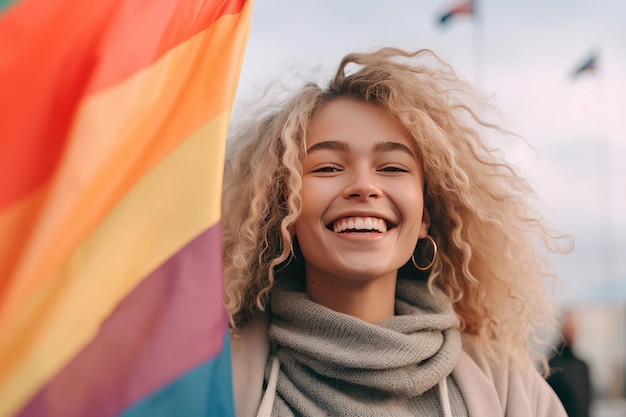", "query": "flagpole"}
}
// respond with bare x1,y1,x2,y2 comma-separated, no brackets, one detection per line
436,0,484,89
575,50,616,301
590,54,624,399
473,0,486,91
594,57,616,302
